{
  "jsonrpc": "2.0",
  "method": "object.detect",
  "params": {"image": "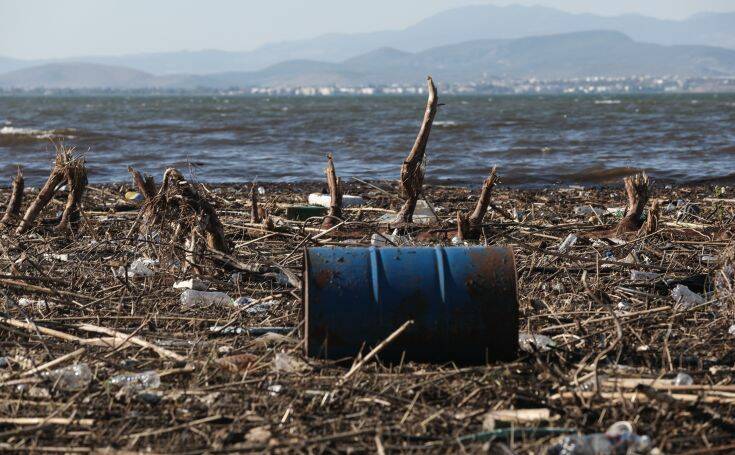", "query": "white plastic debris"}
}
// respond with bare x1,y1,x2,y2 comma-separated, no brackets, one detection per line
267,384,283,396
180,290,232,307
729,325,735,336
375,200,438,225
674,372,694,386
548,421,651,455
630,270,660,282
413,200,438,224
257,186,266,196
42,363,92,391
17,298,53,310
700,254,718,264
308,193,364,208
519,333,556,353
558,234,578,253
173,278,209,291
120,258,157,278
44,253,69,262
273,352,310,373
109,370,161,392
671,284,705,309
574,206,606,217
